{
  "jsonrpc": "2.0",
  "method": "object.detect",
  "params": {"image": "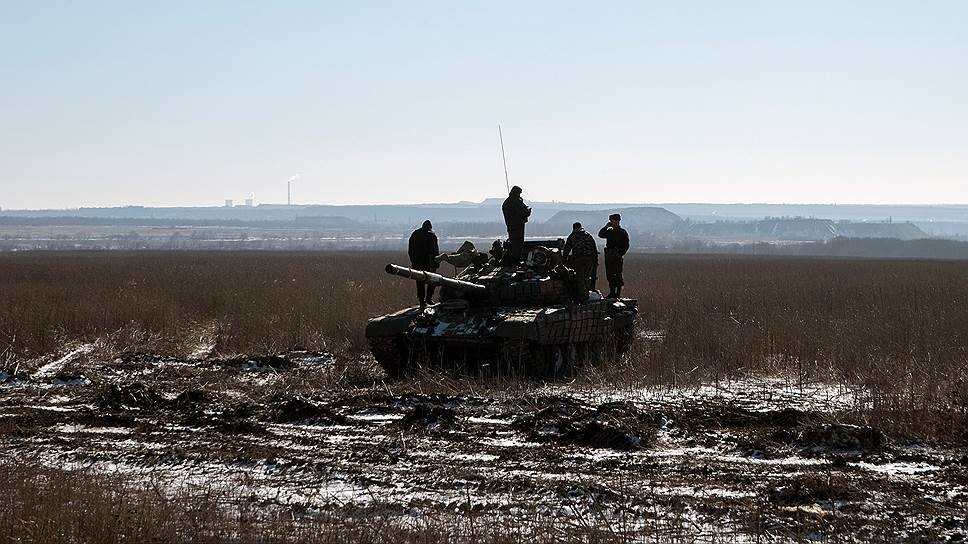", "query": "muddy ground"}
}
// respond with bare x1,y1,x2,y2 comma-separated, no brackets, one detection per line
1,347,966,542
